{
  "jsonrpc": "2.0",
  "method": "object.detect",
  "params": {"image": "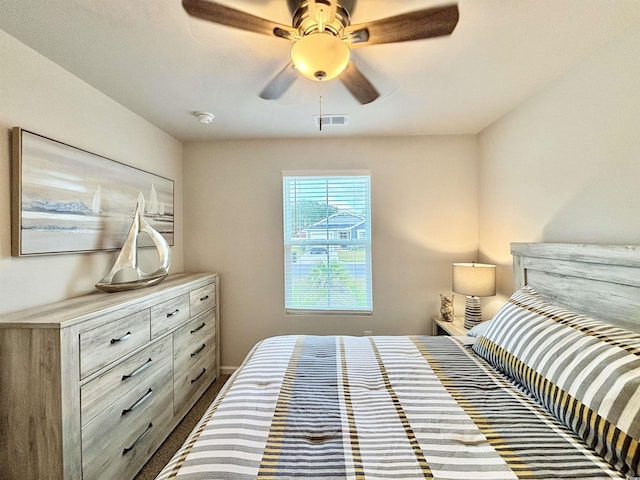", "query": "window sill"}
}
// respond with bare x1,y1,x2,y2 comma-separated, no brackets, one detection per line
285,308,373,316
